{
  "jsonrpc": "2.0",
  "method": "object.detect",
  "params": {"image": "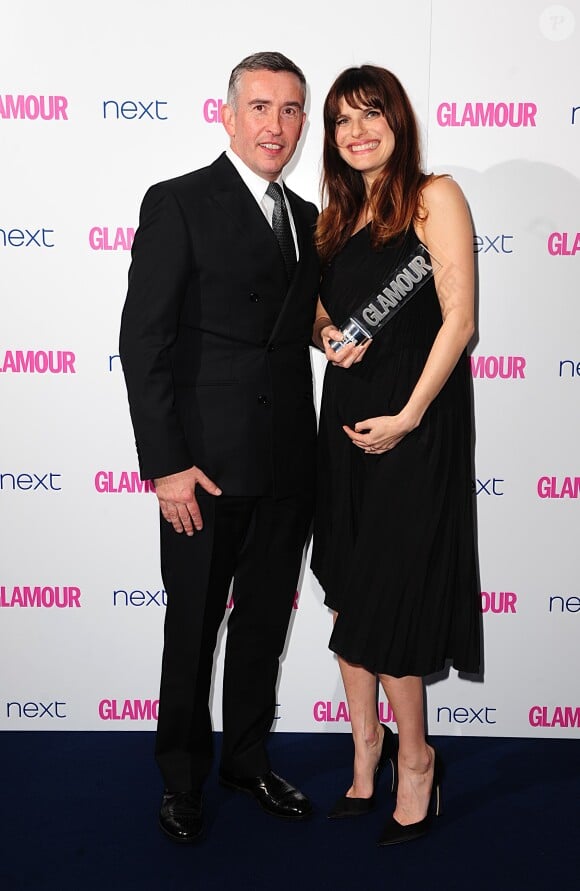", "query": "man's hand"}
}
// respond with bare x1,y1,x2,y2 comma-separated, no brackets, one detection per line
154,466,222,536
